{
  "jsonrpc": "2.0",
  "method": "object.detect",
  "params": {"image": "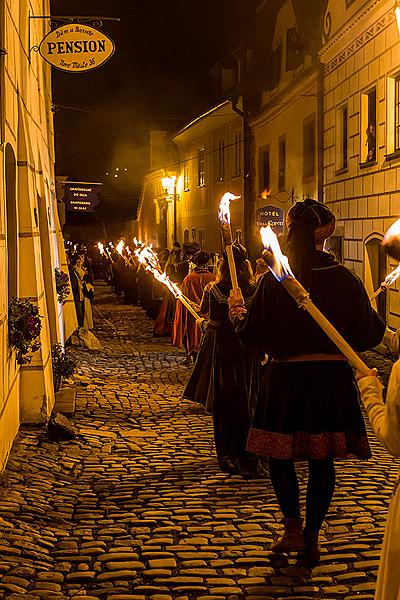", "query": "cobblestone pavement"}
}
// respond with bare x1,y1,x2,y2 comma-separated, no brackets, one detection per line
0,283,399,600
